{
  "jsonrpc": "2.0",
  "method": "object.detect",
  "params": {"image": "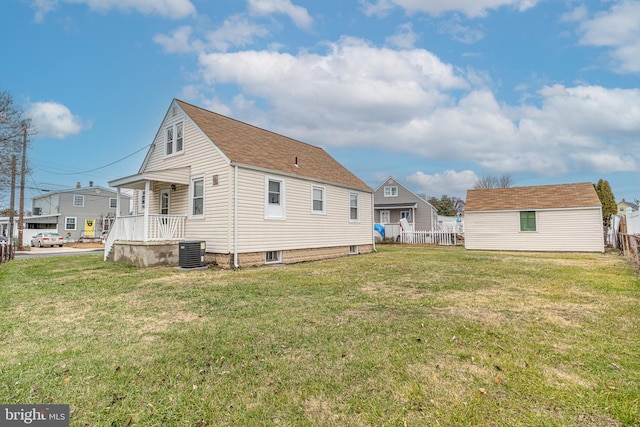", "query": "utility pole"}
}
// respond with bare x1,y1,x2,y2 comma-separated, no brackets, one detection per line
17,124,27,251
8,156,17,260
